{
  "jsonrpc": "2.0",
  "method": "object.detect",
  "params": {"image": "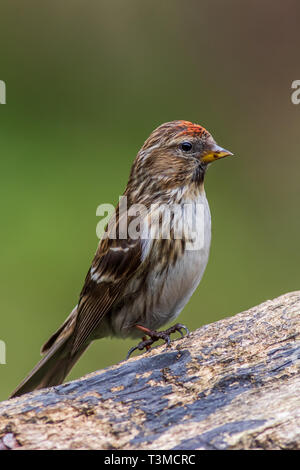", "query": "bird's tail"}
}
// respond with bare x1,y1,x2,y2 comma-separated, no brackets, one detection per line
10,307,88,398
